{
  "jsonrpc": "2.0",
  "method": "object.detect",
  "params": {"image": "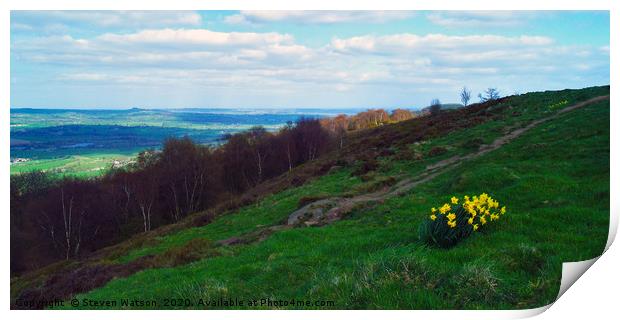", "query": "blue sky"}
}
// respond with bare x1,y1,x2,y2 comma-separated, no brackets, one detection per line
10,10,609,109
